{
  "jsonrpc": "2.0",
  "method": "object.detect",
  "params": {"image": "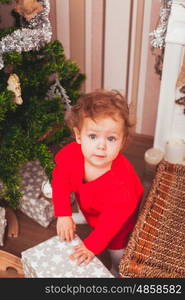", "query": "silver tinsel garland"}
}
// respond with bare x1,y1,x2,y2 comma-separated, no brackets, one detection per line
0,0,52,70
149,0,172,49
46,79,71,109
